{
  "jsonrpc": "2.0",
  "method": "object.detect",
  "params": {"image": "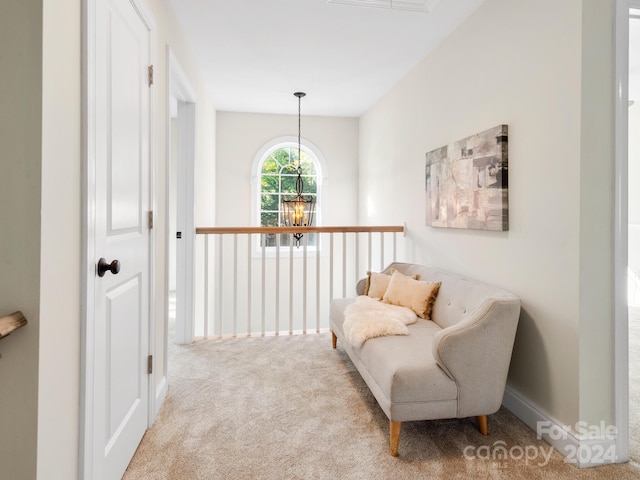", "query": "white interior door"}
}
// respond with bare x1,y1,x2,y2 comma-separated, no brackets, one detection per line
91,0,151,477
